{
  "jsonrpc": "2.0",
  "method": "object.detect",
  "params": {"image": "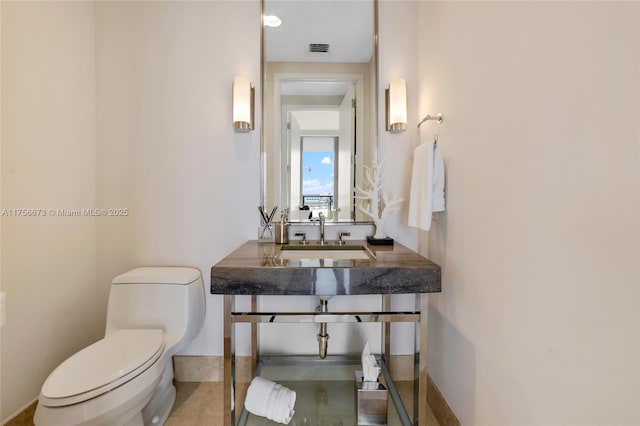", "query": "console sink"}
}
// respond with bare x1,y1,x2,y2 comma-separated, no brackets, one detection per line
211,240,442,296
278,244,372,260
